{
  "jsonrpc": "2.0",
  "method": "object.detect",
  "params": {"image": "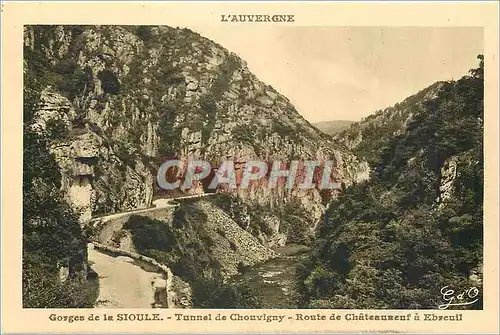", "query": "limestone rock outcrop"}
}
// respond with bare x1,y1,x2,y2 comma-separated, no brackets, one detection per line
25,25,369,233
